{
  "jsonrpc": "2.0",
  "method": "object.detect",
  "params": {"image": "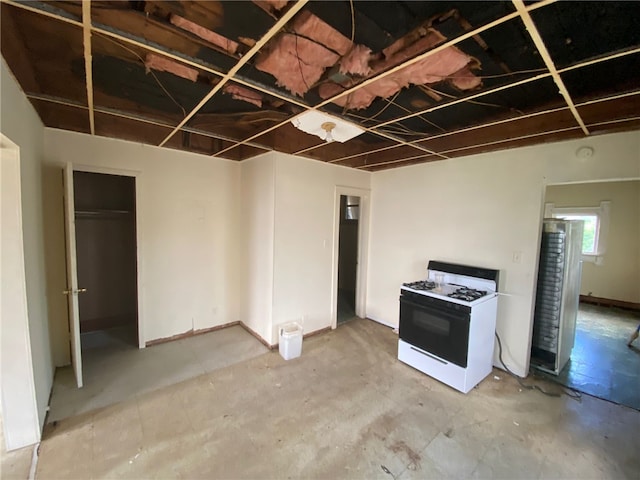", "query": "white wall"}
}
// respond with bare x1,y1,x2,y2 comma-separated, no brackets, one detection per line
1,58,53,440
43,129,242,357
546,180,640,304
271,153,370,344
240,154,275,342
368,130,640,377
